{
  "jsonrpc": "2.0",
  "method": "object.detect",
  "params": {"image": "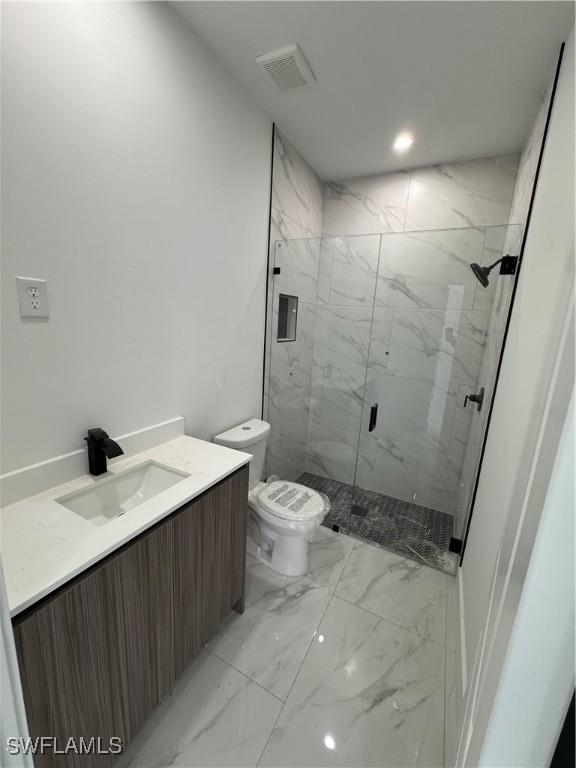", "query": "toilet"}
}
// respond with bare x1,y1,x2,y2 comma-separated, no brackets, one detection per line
214,418,328,576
